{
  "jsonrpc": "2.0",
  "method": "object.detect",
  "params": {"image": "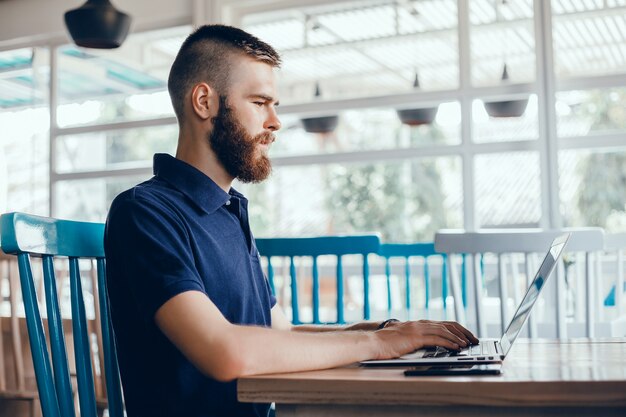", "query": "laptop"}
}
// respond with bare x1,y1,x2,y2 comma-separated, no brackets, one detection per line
361,233,570,366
